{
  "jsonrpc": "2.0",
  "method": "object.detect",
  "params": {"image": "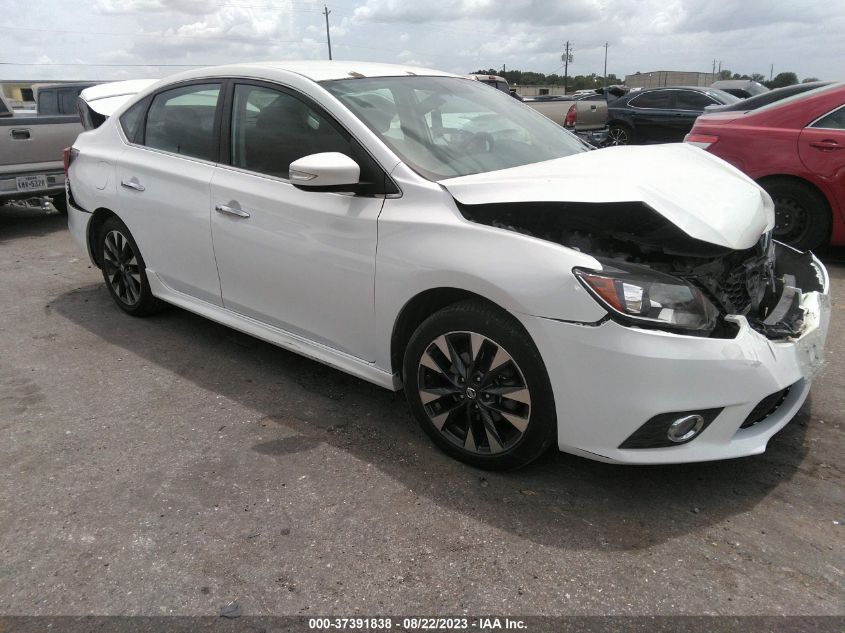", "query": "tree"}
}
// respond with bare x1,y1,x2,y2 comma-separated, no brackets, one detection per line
765,72,799,89
751,73,766,82
802,77,820,83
